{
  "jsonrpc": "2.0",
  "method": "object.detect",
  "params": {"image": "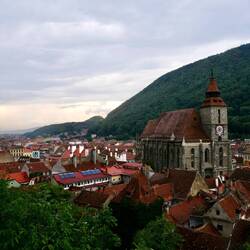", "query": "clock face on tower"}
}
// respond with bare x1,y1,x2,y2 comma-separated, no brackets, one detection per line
215,125,224,136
